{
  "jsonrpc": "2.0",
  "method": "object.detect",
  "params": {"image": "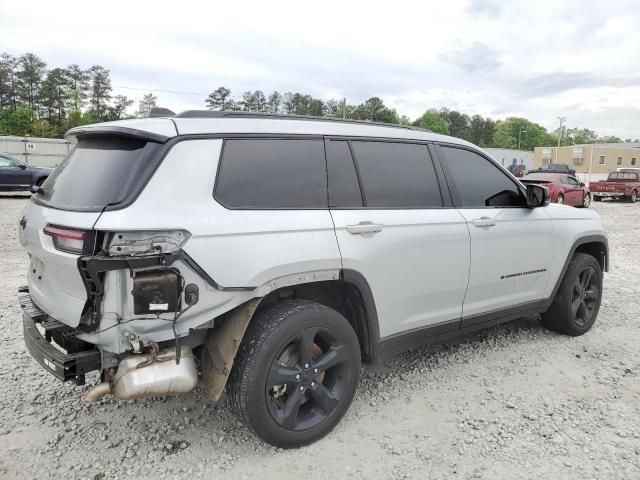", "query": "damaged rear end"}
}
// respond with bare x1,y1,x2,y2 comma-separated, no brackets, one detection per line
19,124,206,398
